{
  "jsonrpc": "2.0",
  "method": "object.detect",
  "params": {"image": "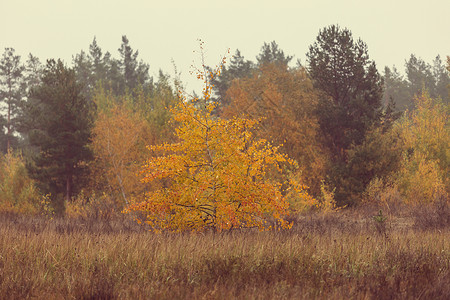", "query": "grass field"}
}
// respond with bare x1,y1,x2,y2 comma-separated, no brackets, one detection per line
0,208,449,299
